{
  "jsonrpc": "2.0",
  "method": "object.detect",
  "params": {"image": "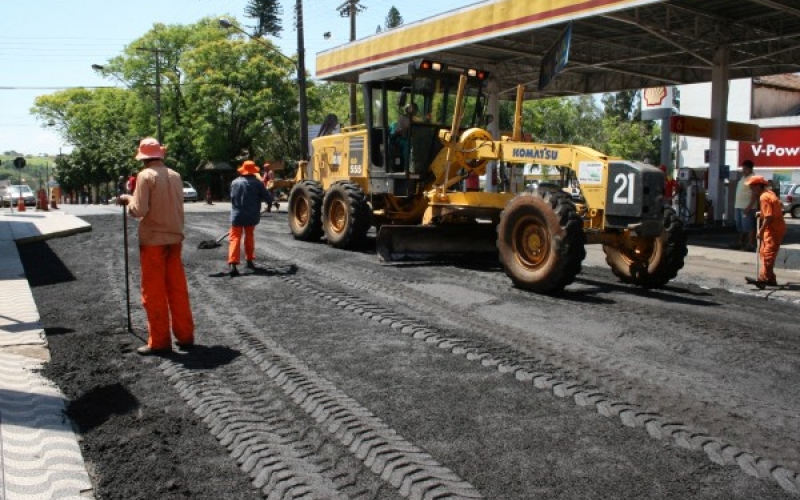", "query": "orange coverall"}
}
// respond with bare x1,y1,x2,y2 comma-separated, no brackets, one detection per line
128,165,195,350
757,189,786,283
